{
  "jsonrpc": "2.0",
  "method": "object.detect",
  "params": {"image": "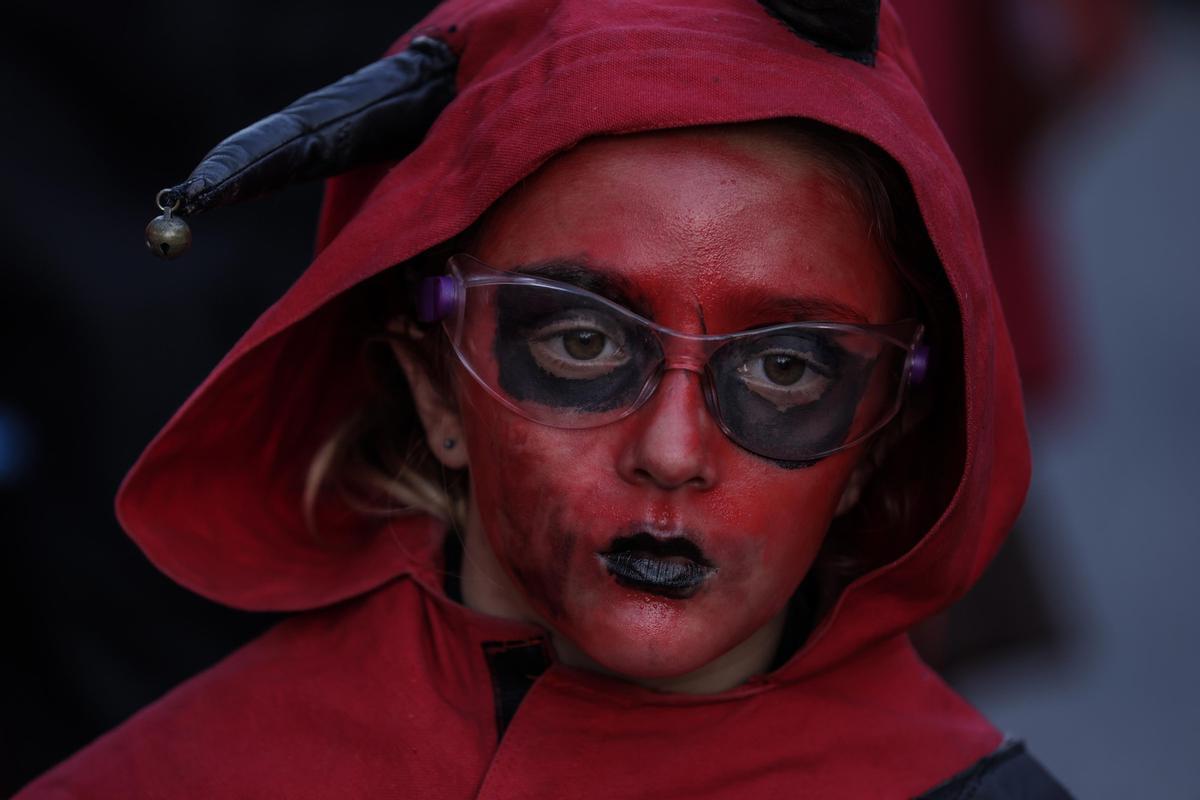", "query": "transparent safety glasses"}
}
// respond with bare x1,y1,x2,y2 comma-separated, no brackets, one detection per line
418,254,929,463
